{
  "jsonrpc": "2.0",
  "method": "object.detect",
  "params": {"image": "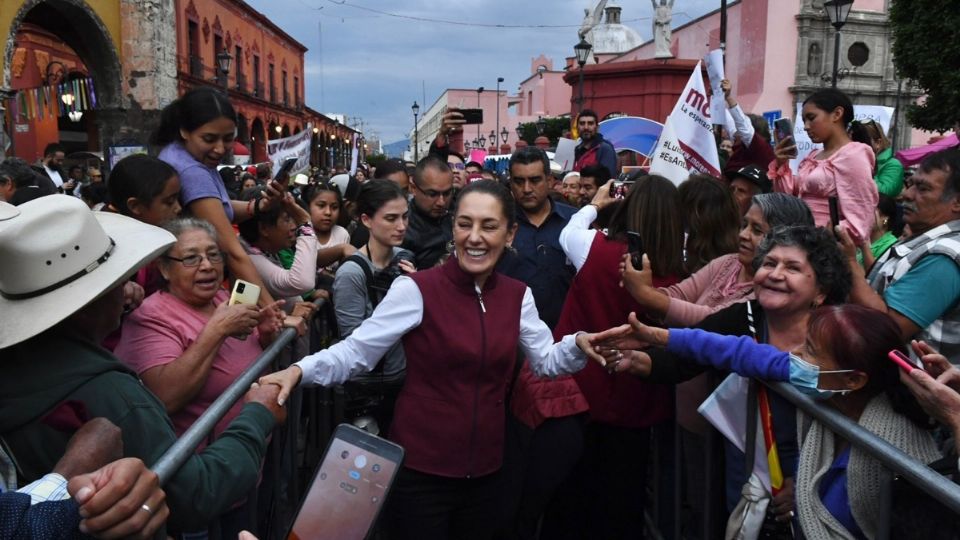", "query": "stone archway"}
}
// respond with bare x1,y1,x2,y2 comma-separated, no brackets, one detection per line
4,0,124,158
